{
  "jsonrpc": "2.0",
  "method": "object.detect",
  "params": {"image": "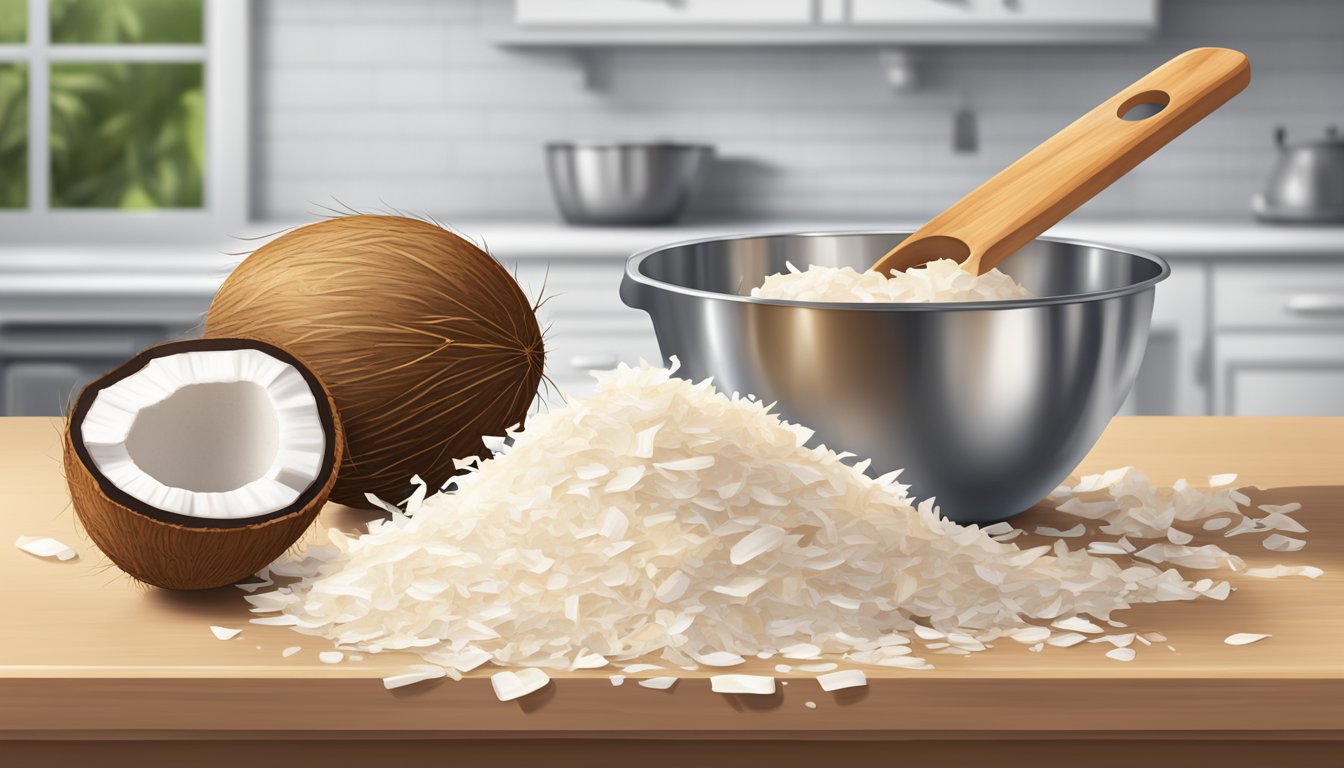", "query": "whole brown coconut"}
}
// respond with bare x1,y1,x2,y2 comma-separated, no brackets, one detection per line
206,215,545,508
